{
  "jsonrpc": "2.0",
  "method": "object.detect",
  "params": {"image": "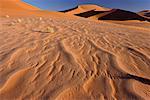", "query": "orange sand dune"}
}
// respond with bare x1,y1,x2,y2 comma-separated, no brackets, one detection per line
0,0,77,18
0,0,150,100
66,7,150,22
98,9,150,21
0,0,39,16
0,0,38,10
78,4,110,11
63,5,150,22
62,4,110,15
